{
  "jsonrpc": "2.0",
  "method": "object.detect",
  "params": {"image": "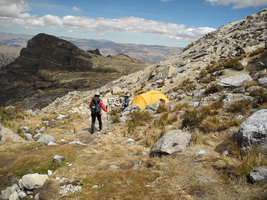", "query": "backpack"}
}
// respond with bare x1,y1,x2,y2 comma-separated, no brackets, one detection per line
91,96,101,114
